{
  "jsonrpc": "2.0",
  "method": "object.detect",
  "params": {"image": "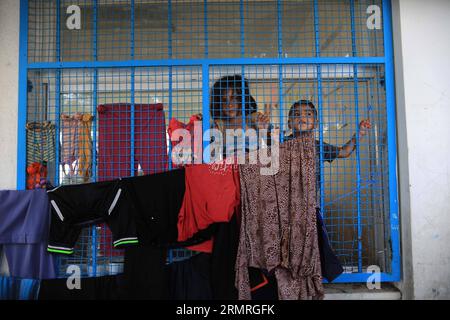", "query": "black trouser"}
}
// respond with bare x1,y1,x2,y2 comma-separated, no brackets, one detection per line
316,208,344,282
167,253,212,300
